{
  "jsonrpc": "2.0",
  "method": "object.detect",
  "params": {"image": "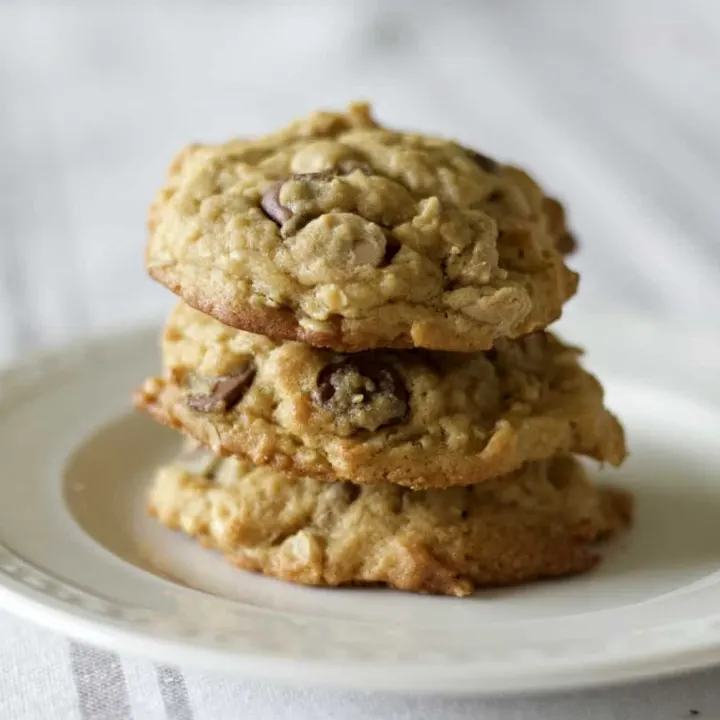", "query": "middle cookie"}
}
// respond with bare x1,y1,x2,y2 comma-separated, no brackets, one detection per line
135,303,626,489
